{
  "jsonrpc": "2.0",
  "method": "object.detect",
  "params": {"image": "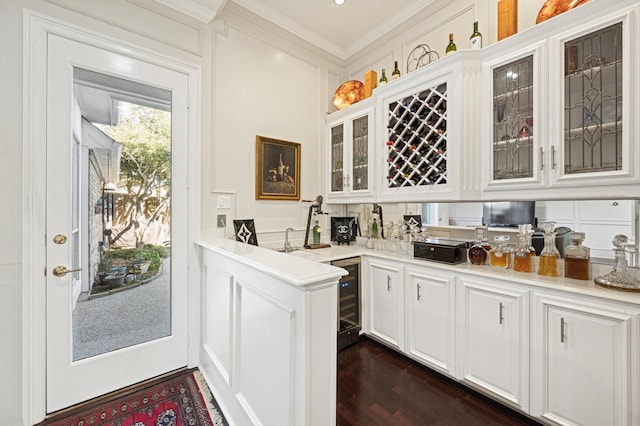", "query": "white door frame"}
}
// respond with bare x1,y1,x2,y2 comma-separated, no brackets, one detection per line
22,10,201,424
